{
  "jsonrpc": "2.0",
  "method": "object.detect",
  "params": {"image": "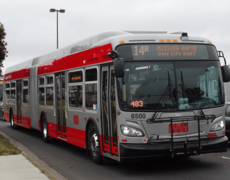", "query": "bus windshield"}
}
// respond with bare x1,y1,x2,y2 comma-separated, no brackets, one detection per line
117,61,224,111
